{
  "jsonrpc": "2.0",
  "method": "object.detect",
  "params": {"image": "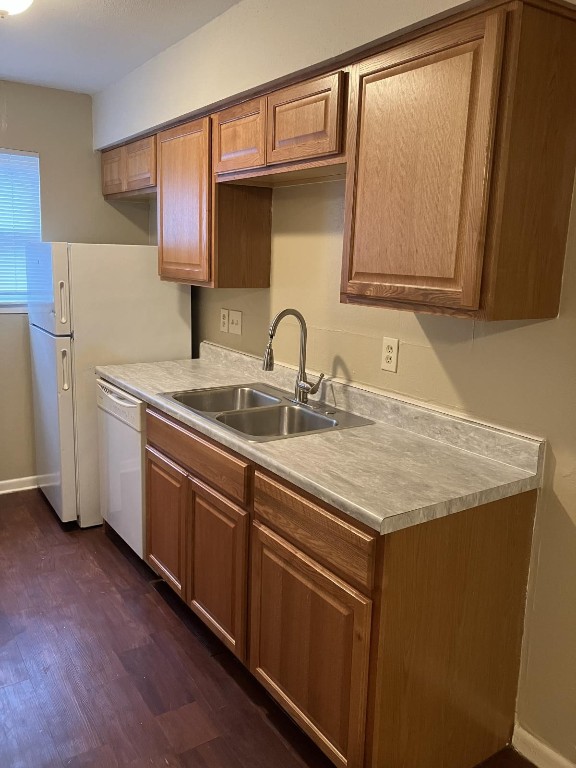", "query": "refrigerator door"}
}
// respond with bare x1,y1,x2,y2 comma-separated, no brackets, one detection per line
26,242,71,335
29,325,77,523
68,243,191,528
